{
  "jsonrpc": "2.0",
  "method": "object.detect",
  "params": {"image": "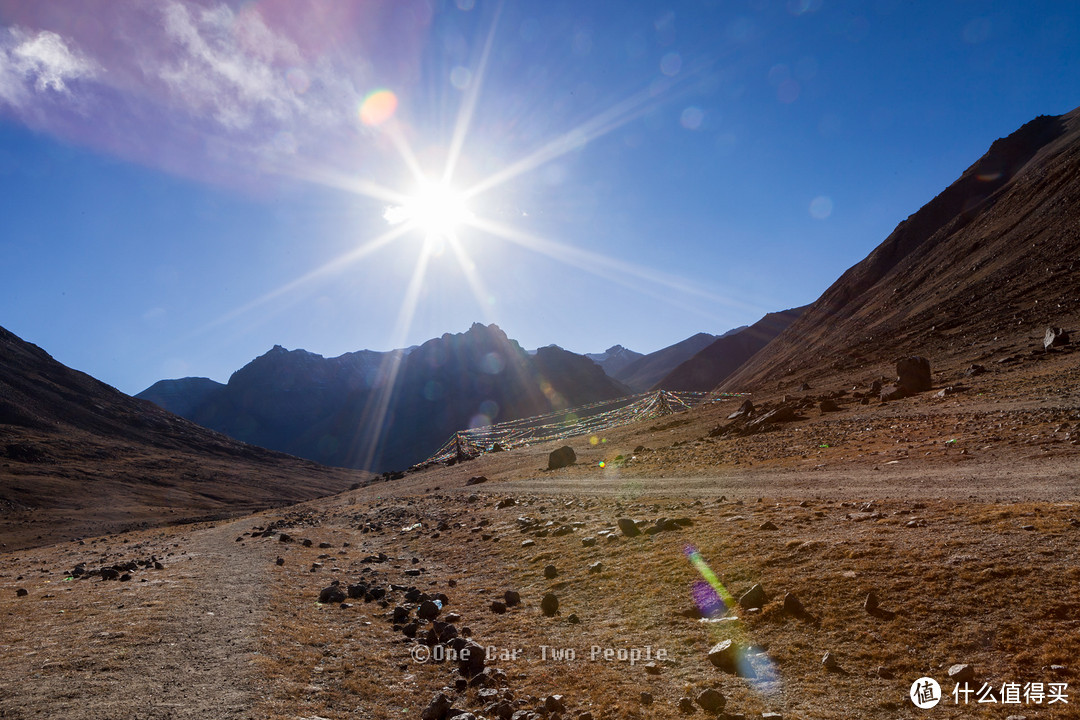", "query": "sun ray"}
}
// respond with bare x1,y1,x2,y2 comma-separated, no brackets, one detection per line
462,64,709,201
195,223,411,335
446,232,497,324
466,215,760,314
353,239,436,469
441,1,503,185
